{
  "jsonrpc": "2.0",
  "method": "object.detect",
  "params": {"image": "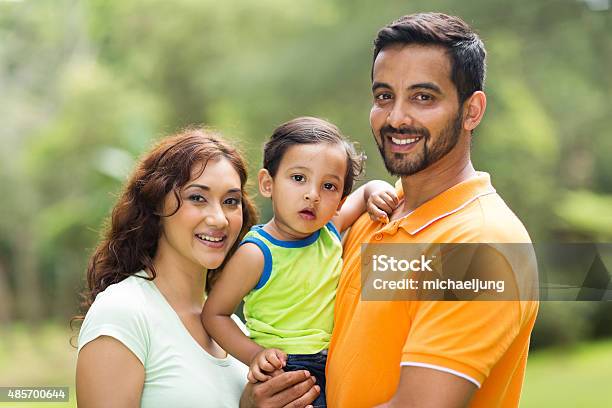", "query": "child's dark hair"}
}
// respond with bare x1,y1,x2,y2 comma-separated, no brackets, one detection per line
263,117,364,198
